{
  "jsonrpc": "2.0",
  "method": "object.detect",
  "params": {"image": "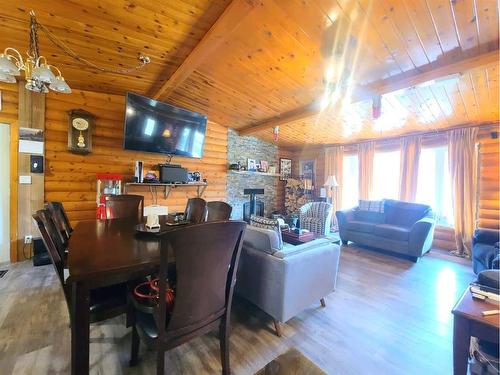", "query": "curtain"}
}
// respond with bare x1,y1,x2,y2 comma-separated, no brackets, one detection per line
324,146,344,214
448,127,478,257
358,142,374,200
399,136,421,202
